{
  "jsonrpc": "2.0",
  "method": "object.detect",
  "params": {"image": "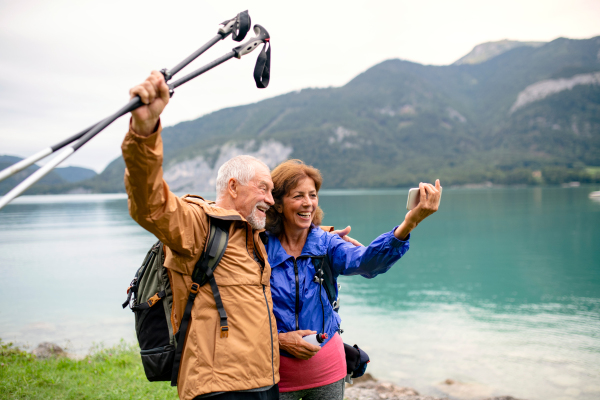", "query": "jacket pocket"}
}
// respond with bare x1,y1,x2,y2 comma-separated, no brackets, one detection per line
140,345,175,381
